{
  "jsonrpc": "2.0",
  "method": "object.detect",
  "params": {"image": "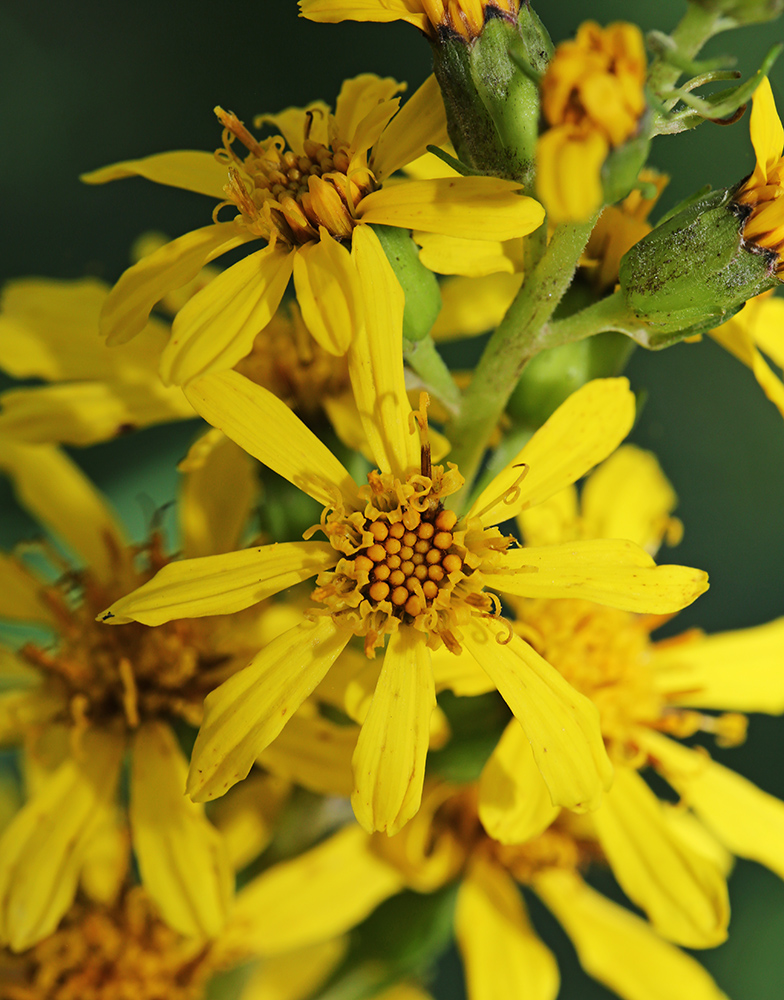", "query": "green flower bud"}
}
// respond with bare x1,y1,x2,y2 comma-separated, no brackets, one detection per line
432,3,552,183
618,186,780,345
689,0,784,25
